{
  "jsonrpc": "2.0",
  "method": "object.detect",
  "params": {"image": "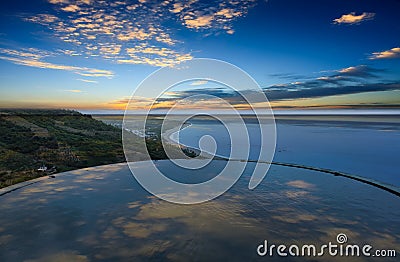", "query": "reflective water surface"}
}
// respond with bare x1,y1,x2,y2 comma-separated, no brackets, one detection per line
0,160,399,261
176,116,400,187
